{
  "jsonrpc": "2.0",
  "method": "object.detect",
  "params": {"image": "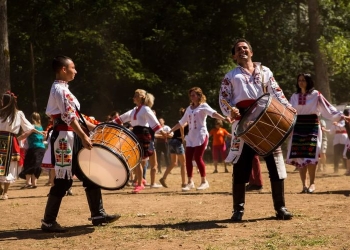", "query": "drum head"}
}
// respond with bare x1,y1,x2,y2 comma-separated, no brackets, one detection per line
236,94,271,136
78,146,129,190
